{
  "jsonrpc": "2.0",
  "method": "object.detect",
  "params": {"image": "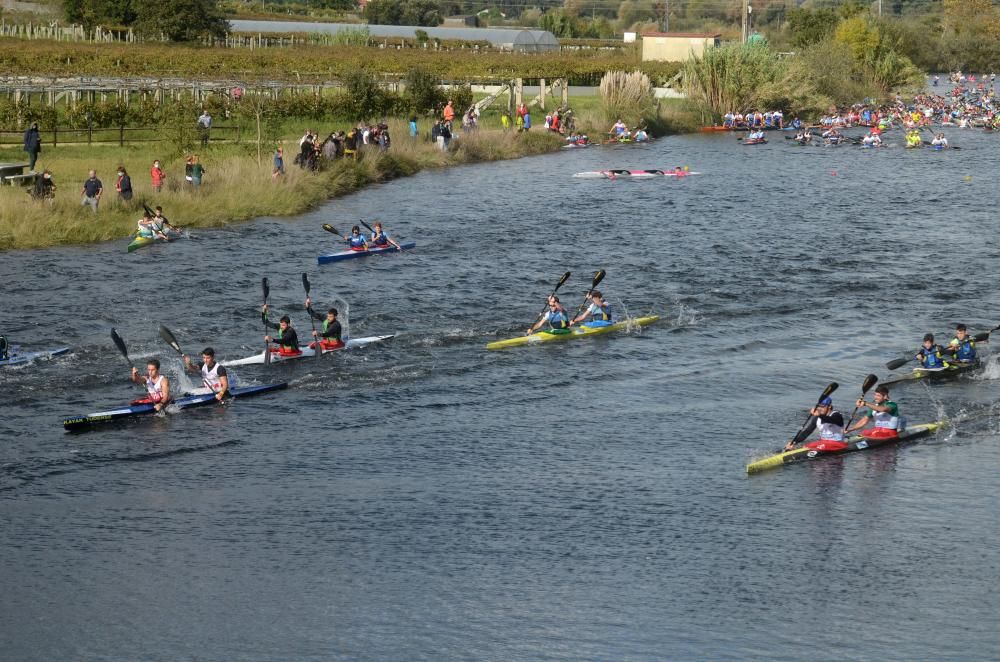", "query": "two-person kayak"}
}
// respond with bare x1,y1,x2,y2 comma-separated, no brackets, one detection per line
127,230,182,253
573,170,700,179
221,335,395,366
487,316,659,350
317,243,416,265
881,360,982,387
746,421,945,474
0,345,71,368
63,383,287,431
